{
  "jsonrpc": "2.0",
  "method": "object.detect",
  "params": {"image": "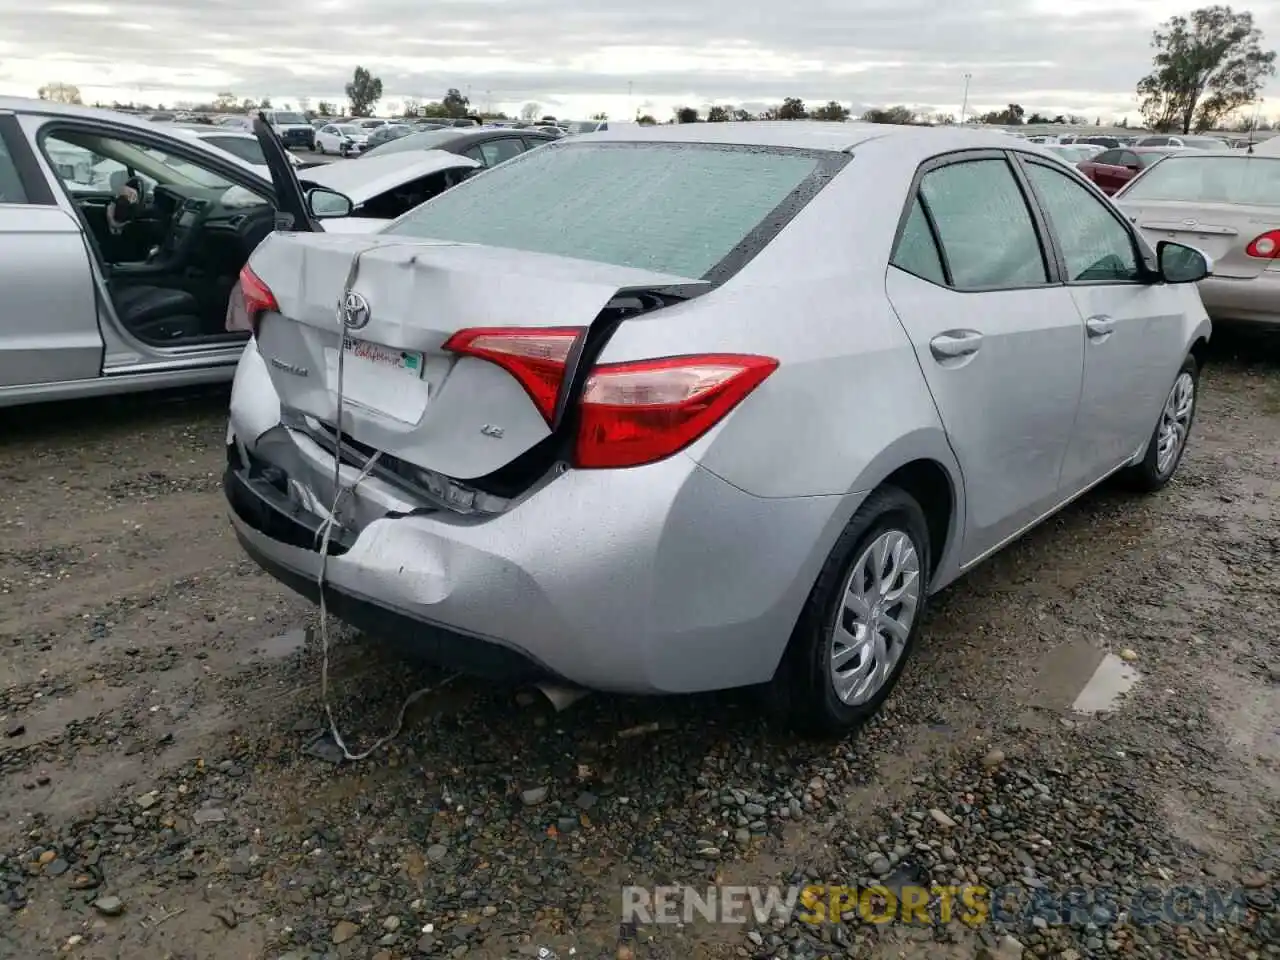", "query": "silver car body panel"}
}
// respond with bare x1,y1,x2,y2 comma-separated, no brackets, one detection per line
0,203,101,388
227,122,1211,695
